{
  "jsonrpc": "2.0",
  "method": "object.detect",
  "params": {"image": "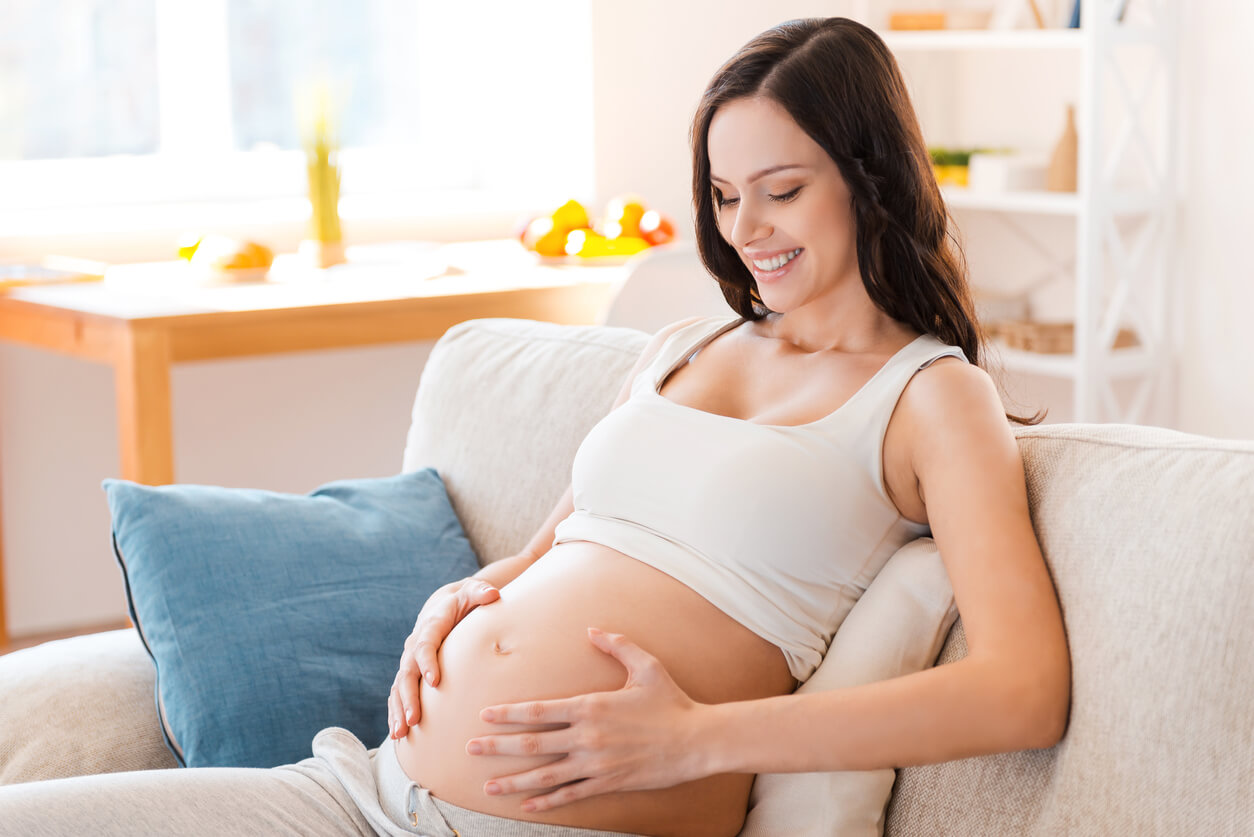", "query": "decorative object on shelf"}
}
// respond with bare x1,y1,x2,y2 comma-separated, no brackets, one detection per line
929,147,993,187
1068,0,1081,28
1046,104,1078,192
299,80,345,269
967,150,1049,192
988,319,1139,354
889,11,947,30
1026,0,1048,27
